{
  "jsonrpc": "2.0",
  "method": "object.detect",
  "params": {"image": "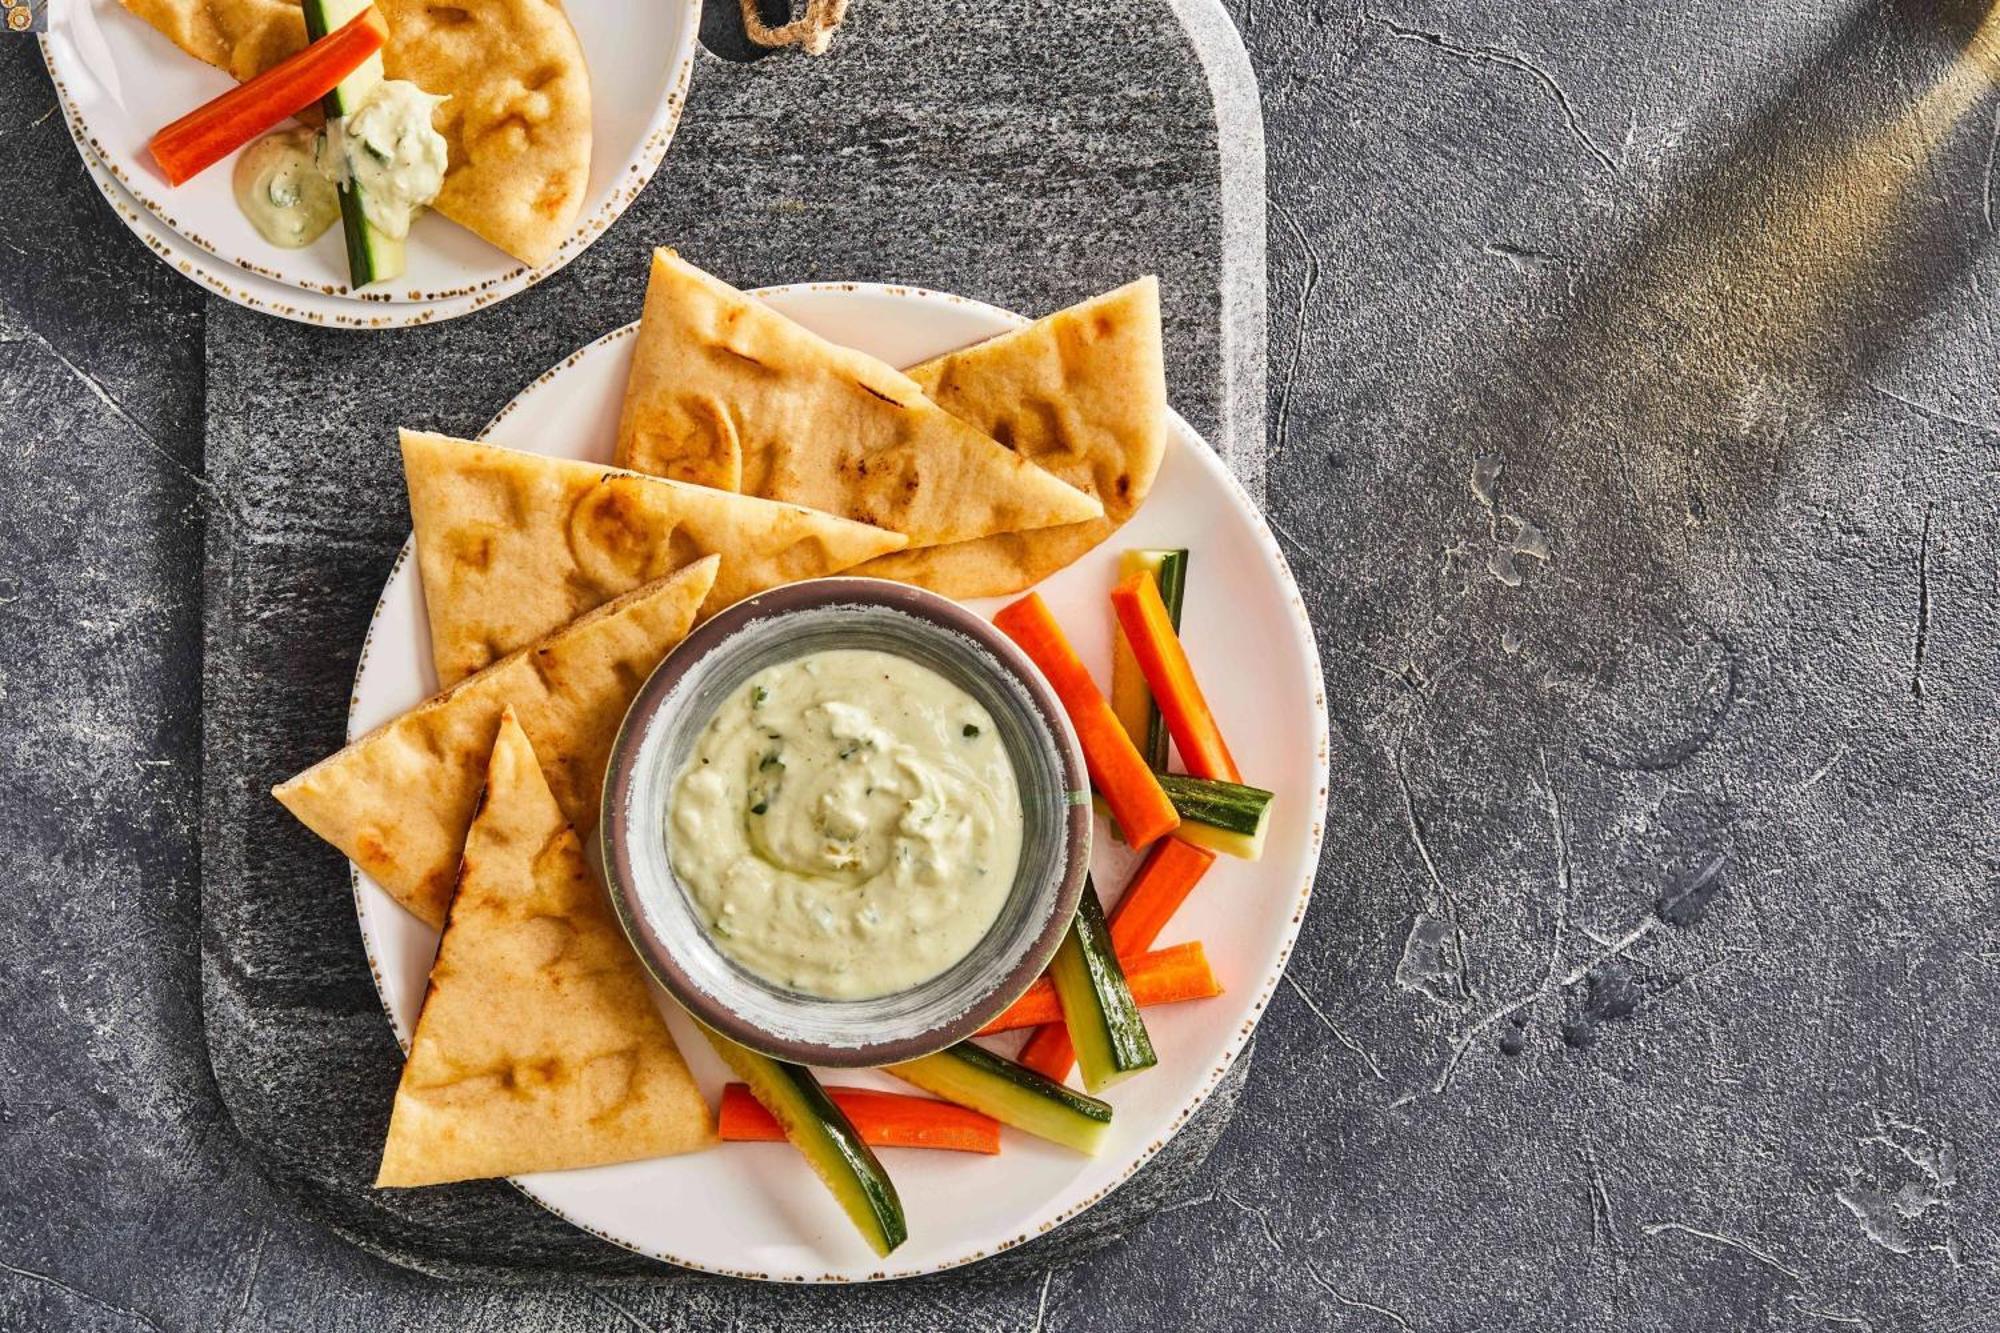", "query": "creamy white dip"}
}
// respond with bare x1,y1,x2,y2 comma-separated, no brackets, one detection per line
232,127,340,248
318,80,448,239
668,649,1024,1000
